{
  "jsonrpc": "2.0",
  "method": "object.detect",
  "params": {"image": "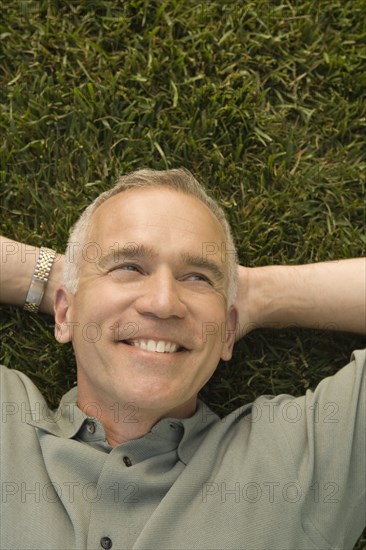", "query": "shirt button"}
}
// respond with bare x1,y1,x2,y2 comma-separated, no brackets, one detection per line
100,536,112,549
86,421,96,434
123,456,132,467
